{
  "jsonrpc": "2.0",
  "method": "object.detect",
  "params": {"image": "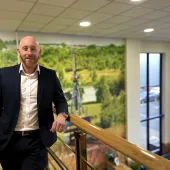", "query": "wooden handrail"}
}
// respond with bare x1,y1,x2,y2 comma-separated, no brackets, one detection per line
68,114,170,170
